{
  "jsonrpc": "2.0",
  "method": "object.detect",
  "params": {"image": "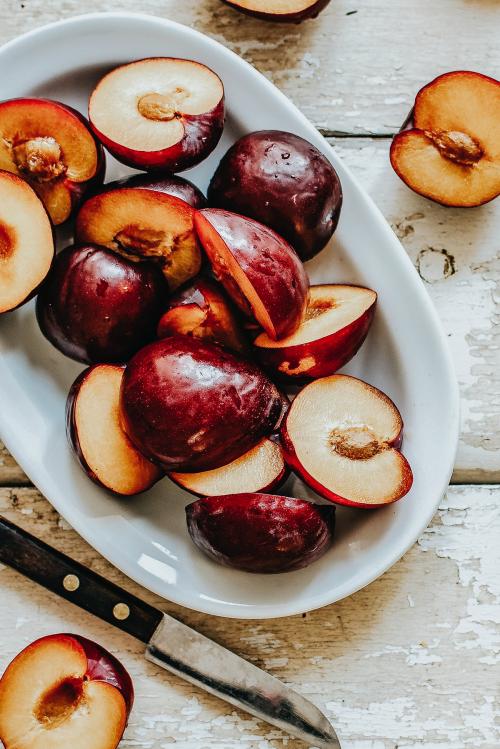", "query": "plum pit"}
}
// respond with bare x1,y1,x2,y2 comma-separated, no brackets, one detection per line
13,136,66,182
0,222,15,260
34,677,84,729
425,129,483,166
137,89,188,122
329,425,381,460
